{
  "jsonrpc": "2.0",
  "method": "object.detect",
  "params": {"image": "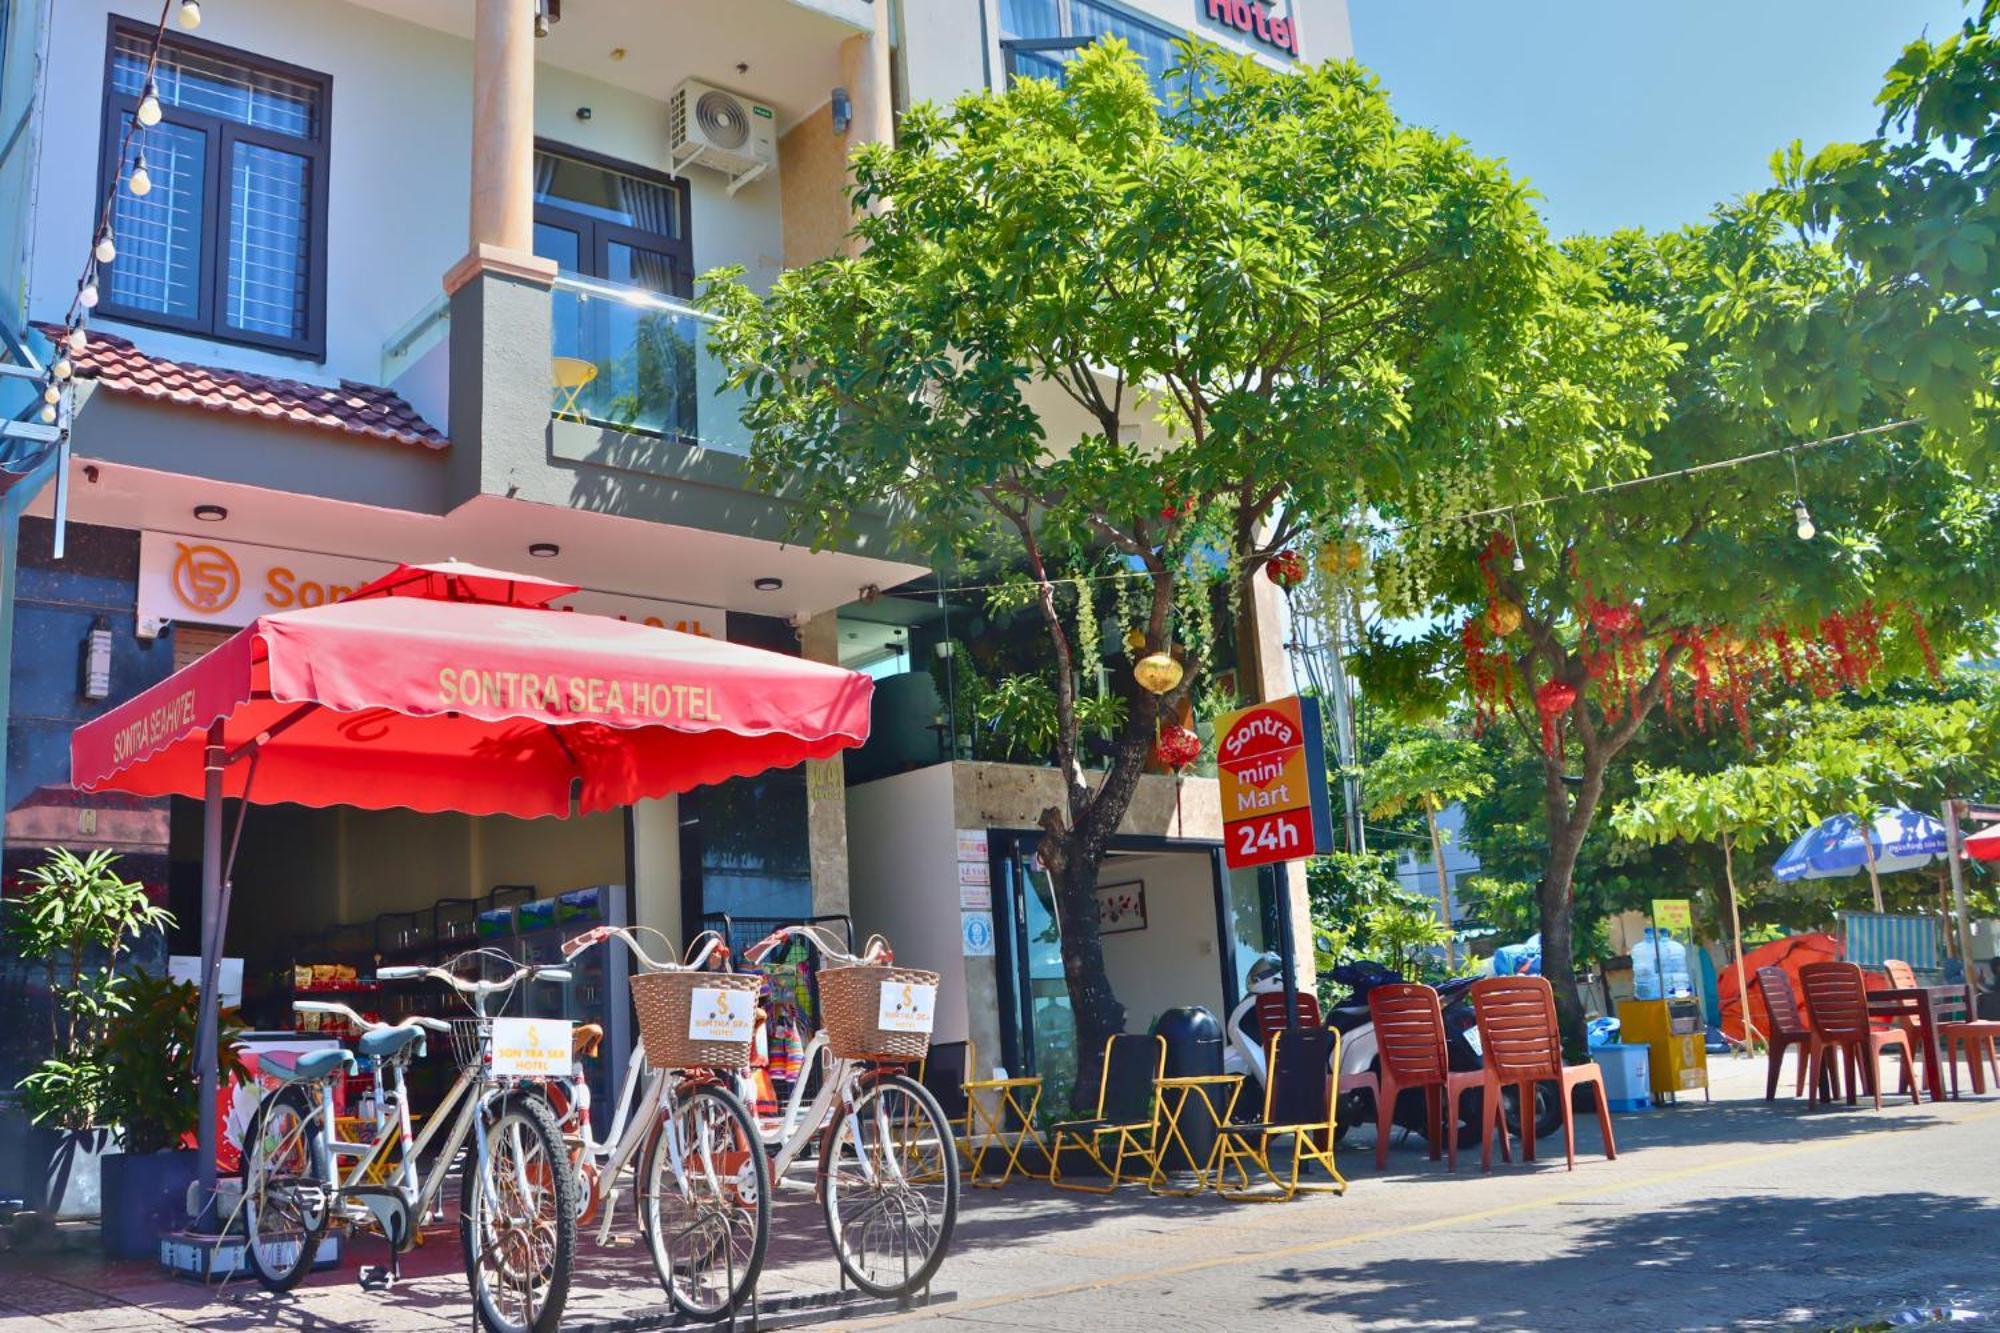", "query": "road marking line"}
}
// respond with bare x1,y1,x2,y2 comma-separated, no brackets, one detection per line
850,1102,2000,1327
